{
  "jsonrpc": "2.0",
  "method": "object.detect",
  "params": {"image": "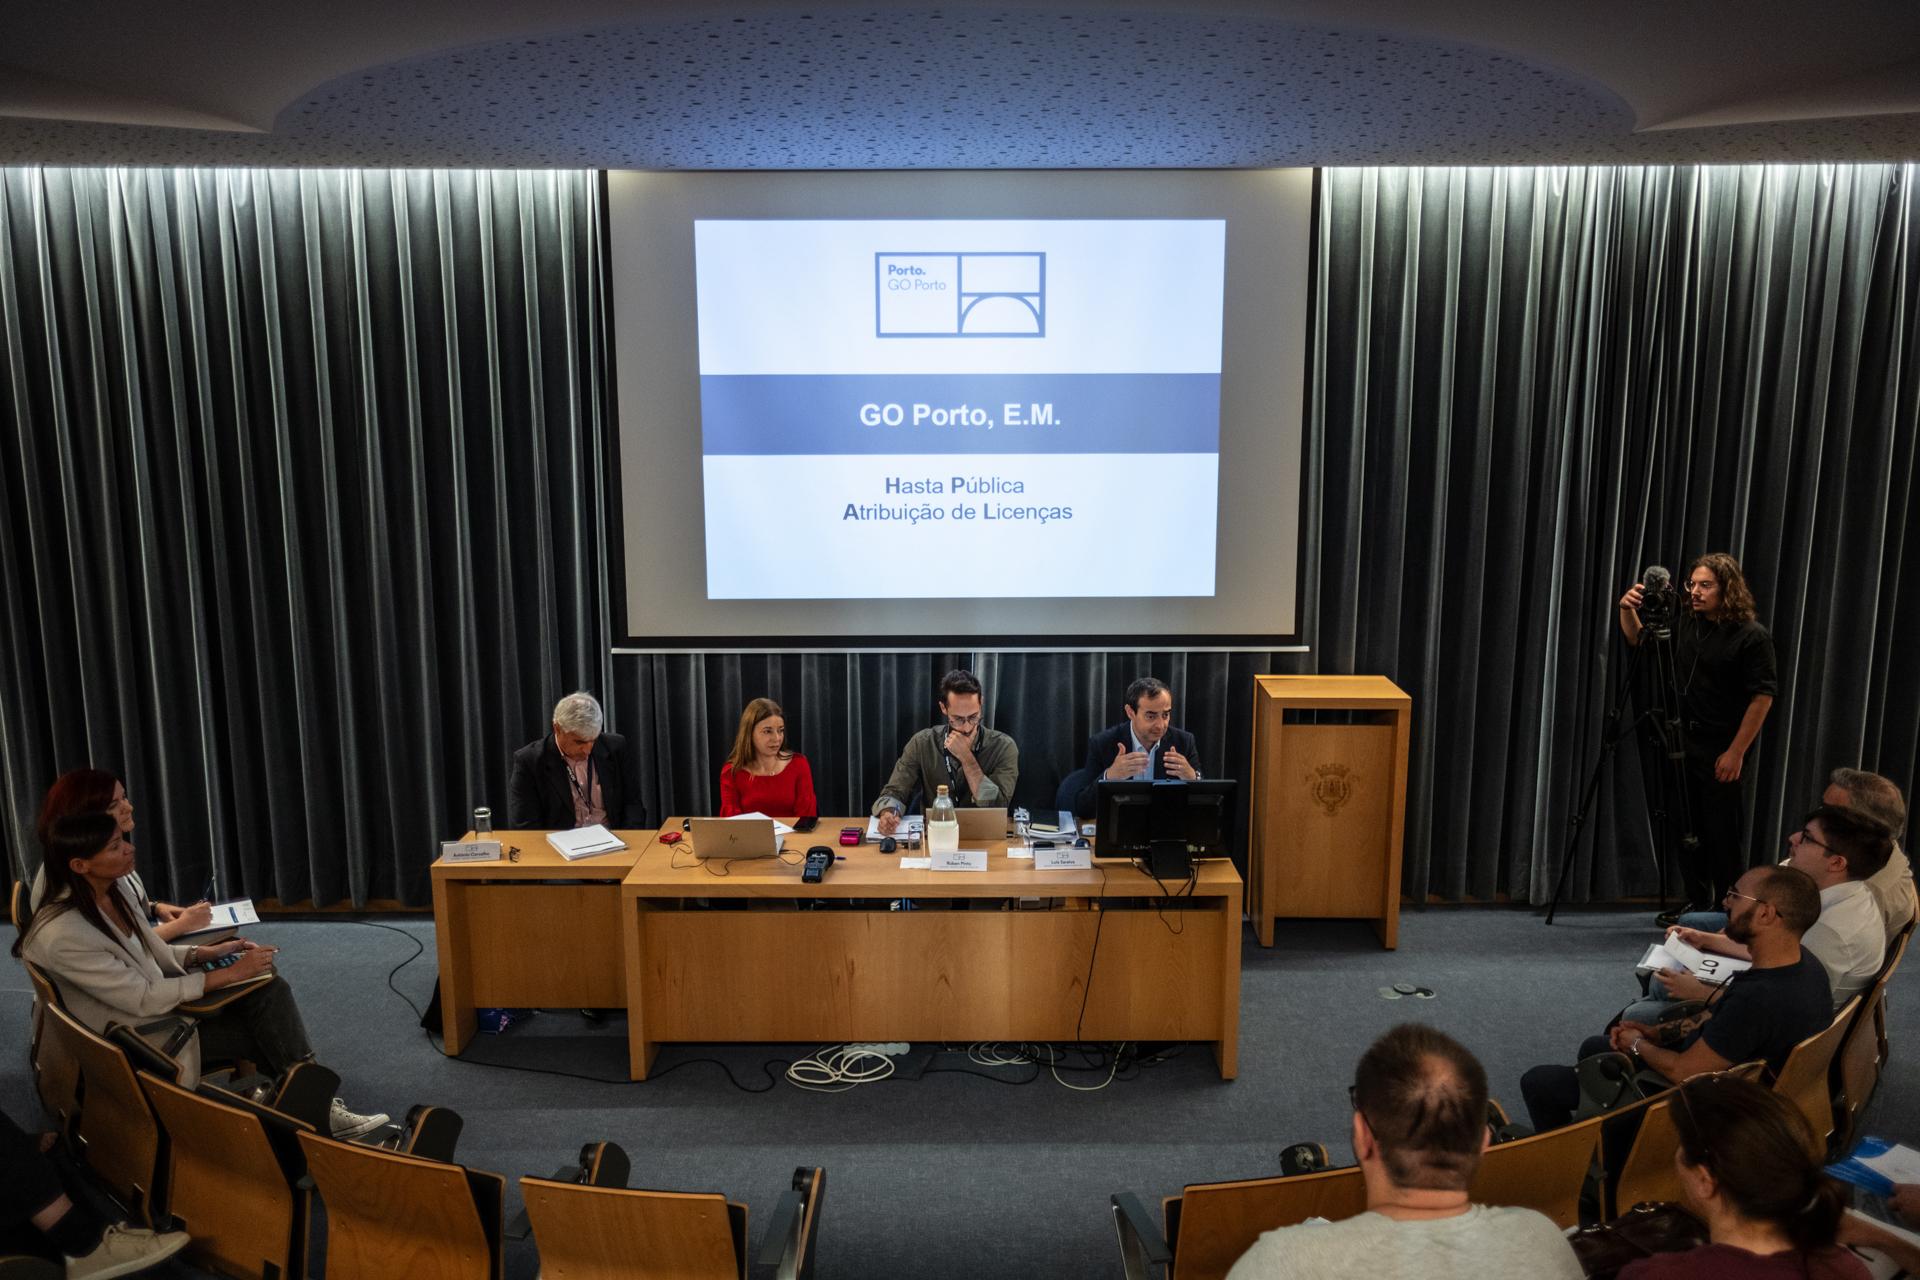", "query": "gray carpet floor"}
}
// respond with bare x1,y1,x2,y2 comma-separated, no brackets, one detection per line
4,906,1915,1279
